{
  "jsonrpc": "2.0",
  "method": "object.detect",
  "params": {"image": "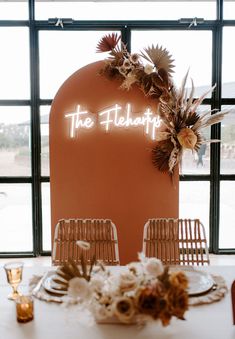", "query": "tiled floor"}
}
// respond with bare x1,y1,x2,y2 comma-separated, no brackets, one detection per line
1,255,235,267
